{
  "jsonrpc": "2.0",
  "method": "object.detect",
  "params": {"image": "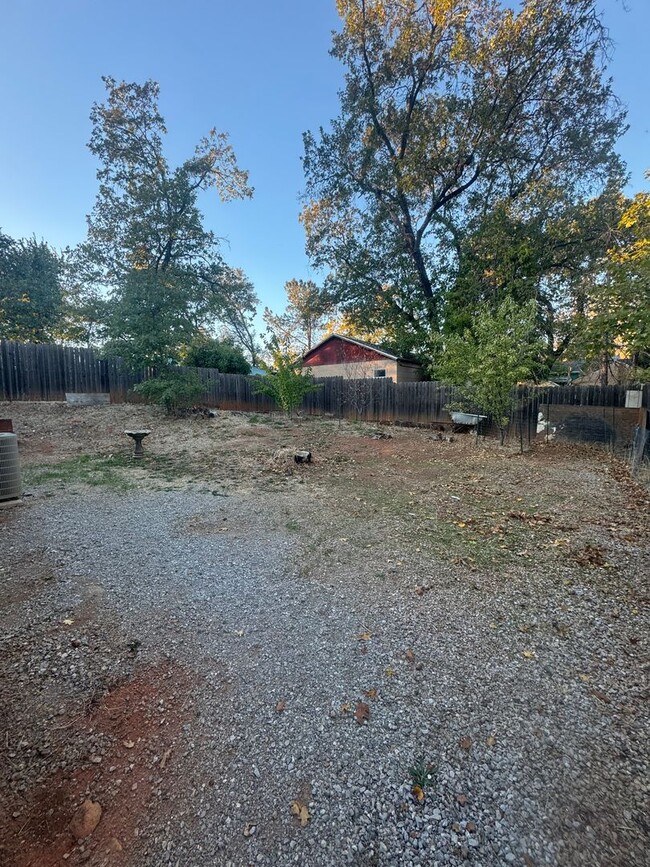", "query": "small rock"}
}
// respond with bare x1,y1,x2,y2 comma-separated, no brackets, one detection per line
69,799,102,839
